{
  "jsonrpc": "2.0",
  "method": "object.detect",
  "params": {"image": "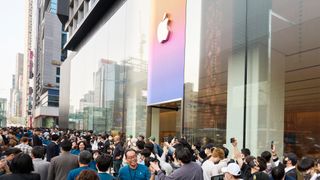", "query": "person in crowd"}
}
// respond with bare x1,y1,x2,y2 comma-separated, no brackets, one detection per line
71,141,80,155
137,135,145,142
136,140,145,154
48,140,79,180
32,128,43,147
46,134,60,162
76,170,99,180
32,146,50,180
148,136,163,156
14,137,32,156
89,150,101,171
297,156,319,180
96,154,114,180
202,143,215,164
113,135,124,177
283,153,298,180
247,156,269,180
2,147,22,165
202,147,227,180
0,153,41,180
222,163,242,180
78,141,87,152
102,135,113,154
8,131,19,147
67,150,95,180
150,146,204,180
118,149,150,180
271,165,285,180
